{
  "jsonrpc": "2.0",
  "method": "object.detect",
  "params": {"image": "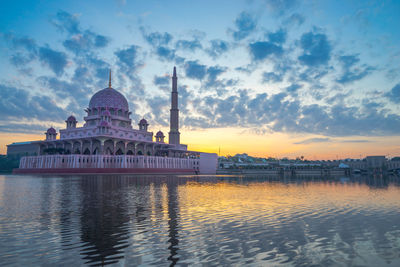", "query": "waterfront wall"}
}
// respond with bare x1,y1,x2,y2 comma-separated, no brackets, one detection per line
19,155,199,171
